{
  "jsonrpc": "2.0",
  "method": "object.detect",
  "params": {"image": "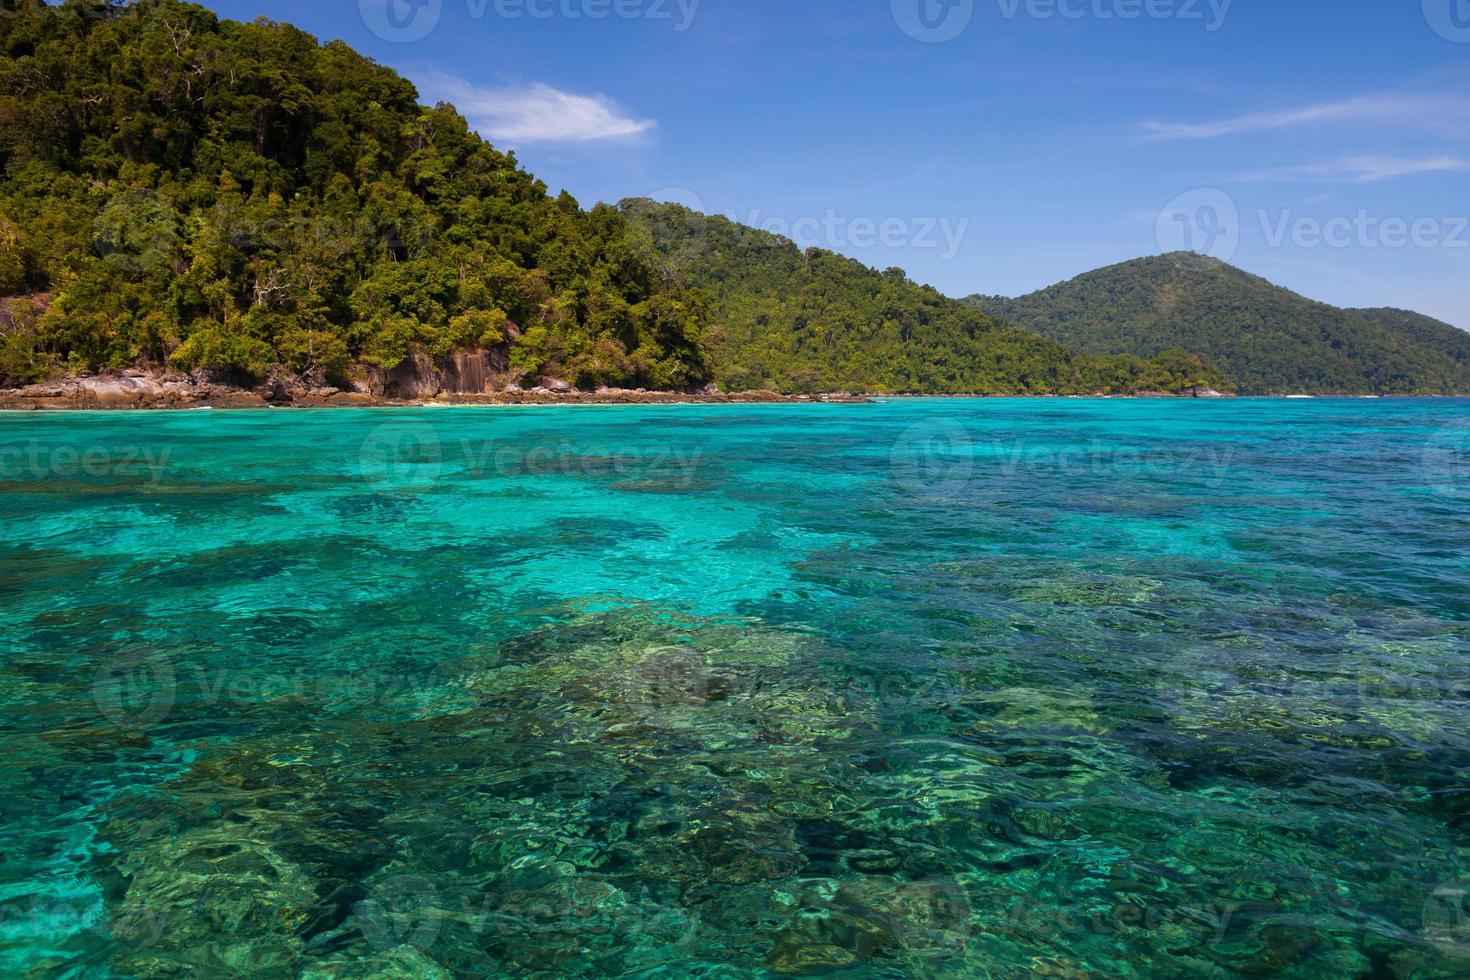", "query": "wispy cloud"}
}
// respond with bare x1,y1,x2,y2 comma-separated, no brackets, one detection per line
1237,155,1468,184
419,75,655,144
1142,93,1467,140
